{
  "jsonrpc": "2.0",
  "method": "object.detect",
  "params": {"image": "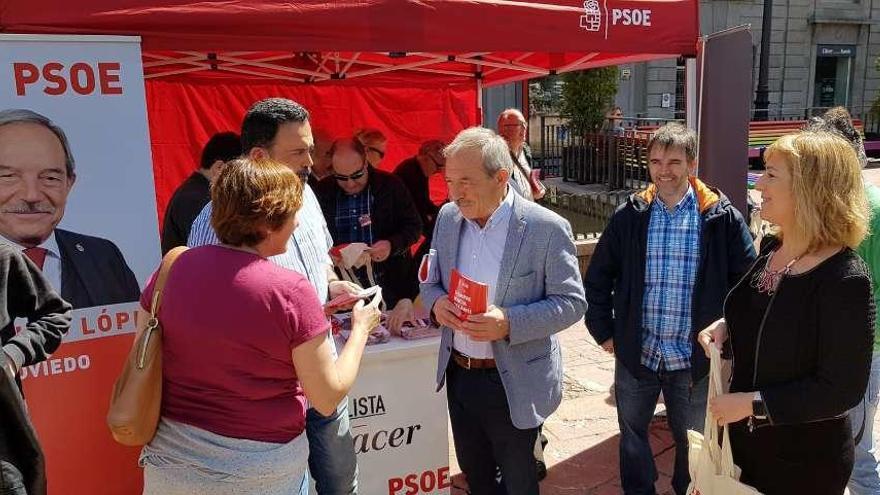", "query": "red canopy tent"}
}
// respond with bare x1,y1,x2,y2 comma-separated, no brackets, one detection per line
1,0,698,224
0,2,701,493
